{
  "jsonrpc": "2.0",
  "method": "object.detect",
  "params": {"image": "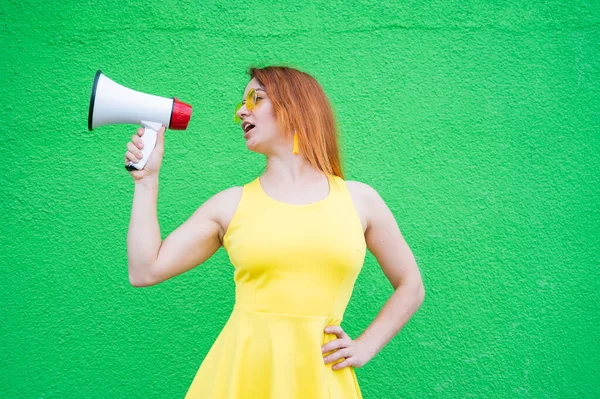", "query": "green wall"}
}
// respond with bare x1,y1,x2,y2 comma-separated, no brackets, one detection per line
2,1,598,398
